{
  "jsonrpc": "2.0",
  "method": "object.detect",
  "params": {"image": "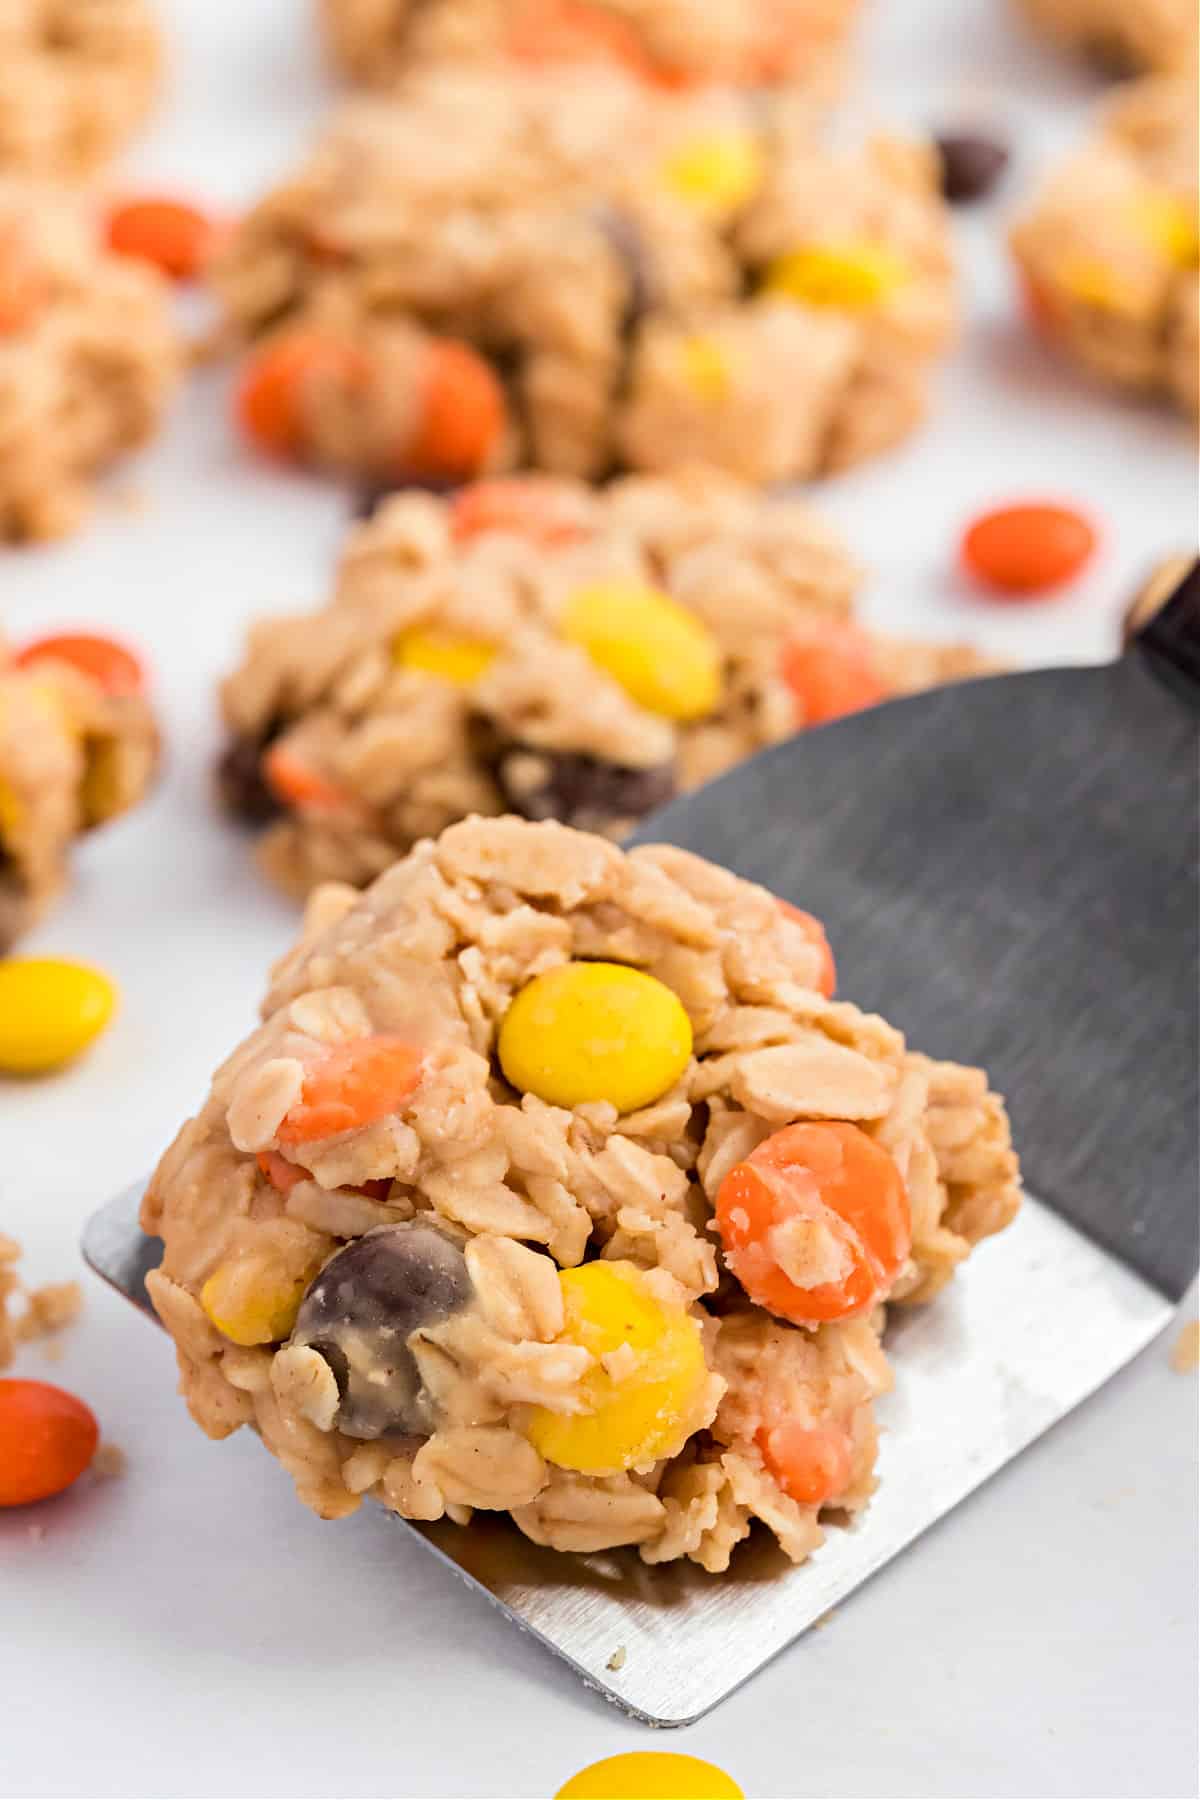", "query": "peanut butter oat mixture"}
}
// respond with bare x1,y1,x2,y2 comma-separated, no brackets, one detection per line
1011,79,1199,415
320,0,860,98
0,640,159,948
217,471,996,897
1015,0,1197,75
0,180,181,541
144,816,1021,1567
0,0,160,178
213,64,957,485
